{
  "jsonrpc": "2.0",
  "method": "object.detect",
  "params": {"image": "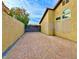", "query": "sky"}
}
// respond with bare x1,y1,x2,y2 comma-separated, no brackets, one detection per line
3,0,58,25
